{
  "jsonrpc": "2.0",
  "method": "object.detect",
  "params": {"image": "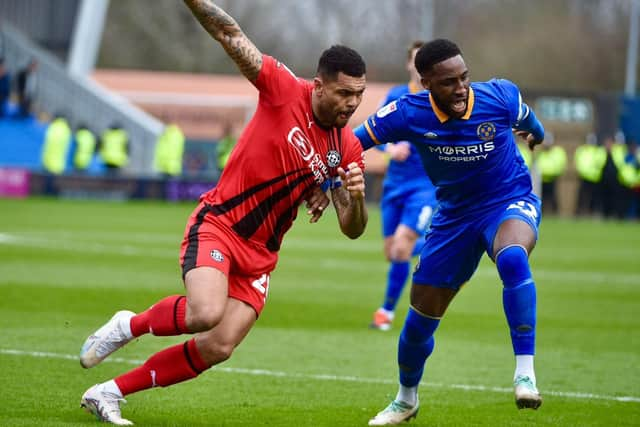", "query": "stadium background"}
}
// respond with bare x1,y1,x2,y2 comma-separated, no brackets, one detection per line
0,1,639,426
1,0,639,214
